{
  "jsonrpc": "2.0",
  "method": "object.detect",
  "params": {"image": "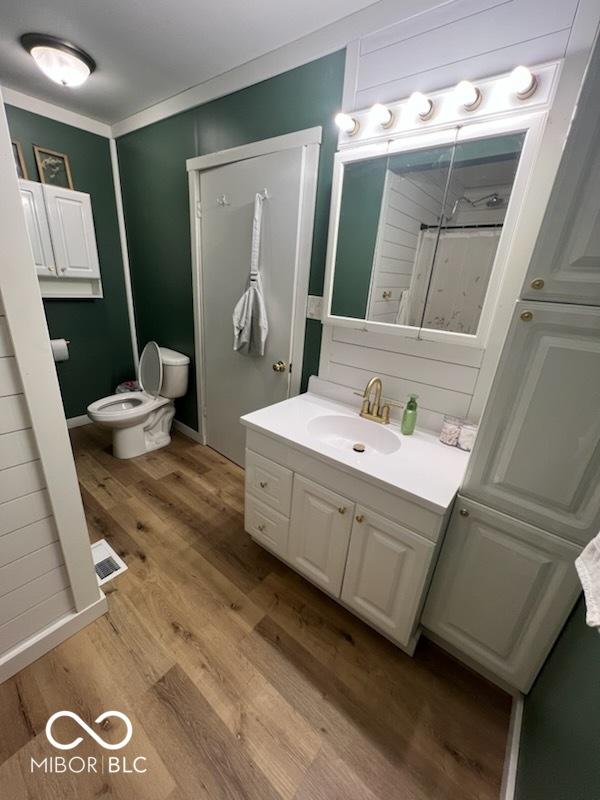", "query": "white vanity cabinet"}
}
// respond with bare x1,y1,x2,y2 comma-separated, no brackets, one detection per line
19,179,102,297
243,429,454,652
422,498,581,692
462,301,600,545
341,506,435,646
